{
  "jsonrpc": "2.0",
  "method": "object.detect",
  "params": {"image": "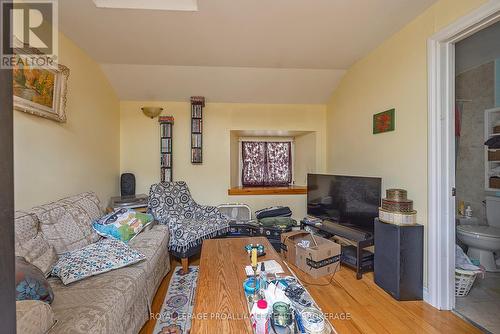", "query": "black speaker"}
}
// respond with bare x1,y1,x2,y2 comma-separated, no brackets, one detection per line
374,218,423,301
120,173,135,197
